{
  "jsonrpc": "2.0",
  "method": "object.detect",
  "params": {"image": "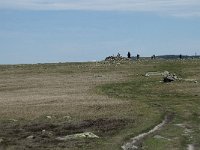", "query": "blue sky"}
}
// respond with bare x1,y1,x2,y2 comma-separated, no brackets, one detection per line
0,0,200,64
